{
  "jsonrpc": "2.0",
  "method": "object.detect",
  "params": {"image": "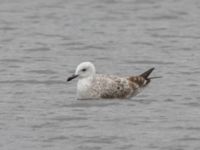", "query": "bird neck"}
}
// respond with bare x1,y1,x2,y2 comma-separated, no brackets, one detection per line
78,75,95,88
